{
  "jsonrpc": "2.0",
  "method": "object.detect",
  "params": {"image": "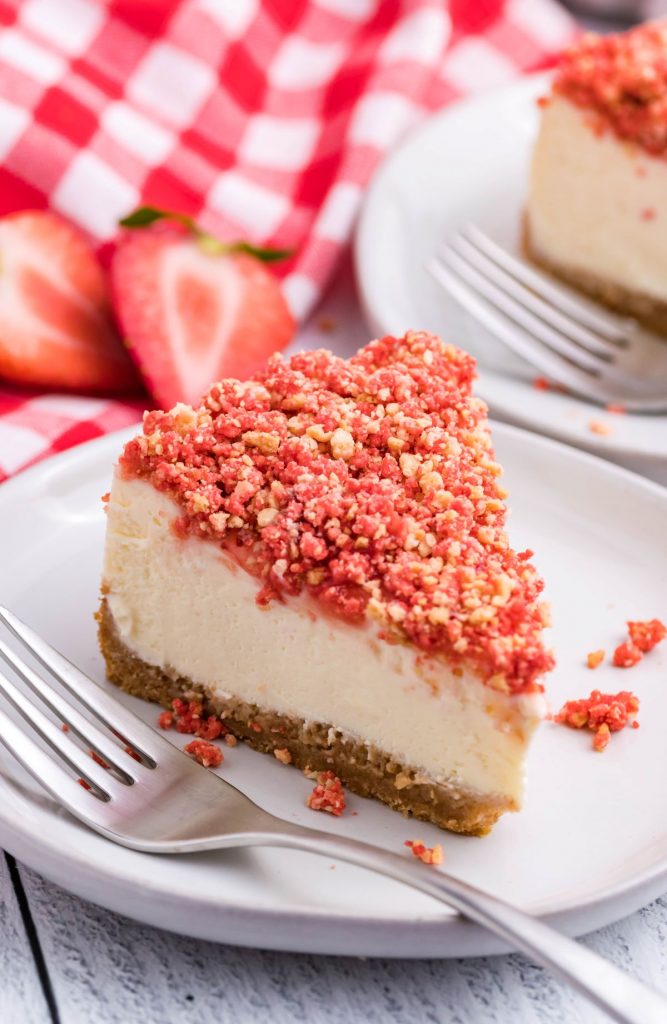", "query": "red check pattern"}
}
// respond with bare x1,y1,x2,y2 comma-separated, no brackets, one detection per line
0,0,575,481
